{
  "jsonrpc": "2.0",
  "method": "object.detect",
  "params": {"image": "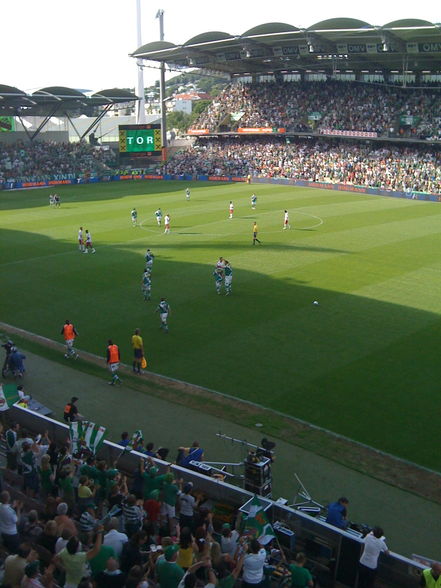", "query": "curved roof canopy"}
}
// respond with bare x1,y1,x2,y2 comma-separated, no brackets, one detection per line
0,85,138,116
132,17,441,77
